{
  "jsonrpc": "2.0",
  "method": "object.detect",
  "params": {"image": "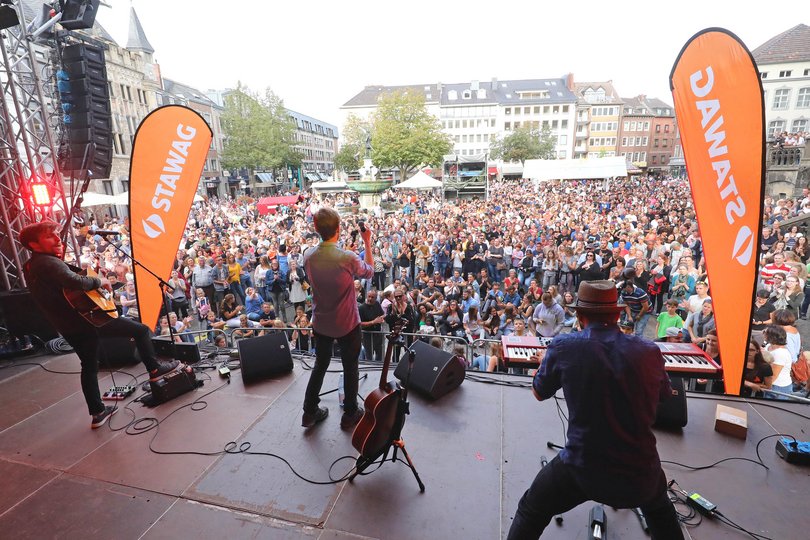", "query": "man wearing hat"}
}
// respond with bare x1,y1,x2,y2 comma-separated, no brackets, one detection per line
508,280,683,539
